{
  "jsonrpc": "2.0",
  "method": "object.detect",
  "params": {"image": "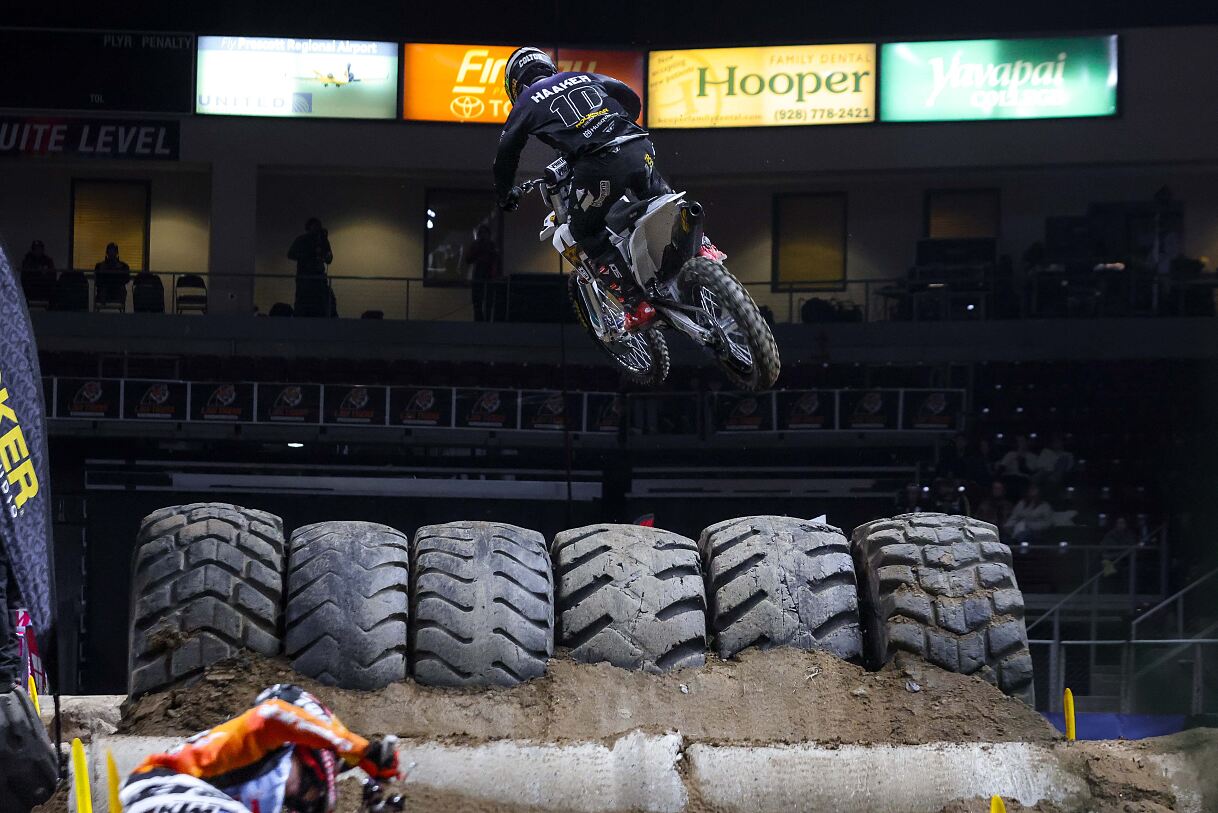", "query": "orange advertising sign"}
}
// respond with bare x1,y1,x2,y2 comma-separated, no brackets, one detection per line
402,43,644,124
